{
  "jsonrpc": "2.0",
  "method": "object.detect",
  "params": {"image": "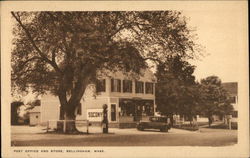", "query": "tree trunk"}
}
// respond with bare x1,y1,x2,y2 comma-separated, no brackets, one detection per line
64,110,78,133
58,91,79,133
188,115,193,125
169,115,174,127
59,106,65,120
57,66,96,134
58,83,68,121
208,116,212,127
